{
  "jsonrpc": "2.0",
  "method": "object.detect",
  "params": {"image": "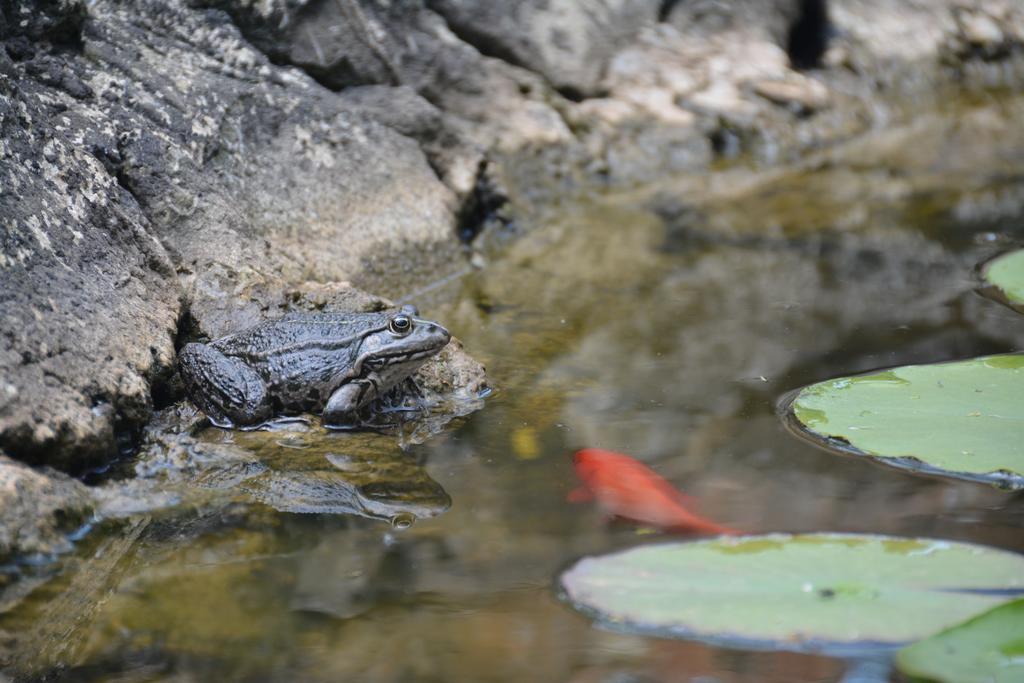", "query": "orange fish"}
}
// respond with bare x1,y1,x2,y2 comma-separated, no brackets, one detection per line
569,448,737,536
